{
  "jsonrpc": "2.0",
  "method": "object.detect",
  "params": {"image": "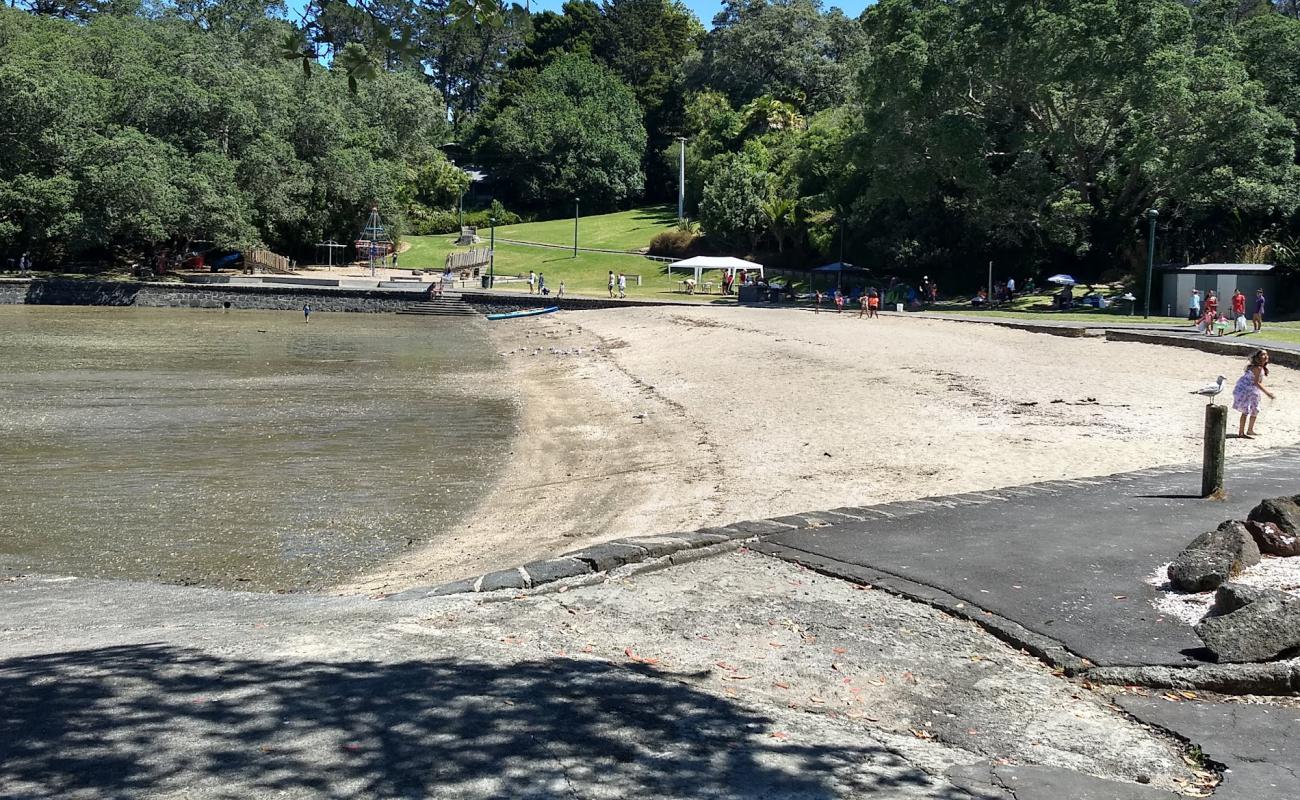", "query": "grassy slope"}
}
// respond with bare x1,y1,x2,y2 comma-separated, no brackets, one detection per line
401,205,728,300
